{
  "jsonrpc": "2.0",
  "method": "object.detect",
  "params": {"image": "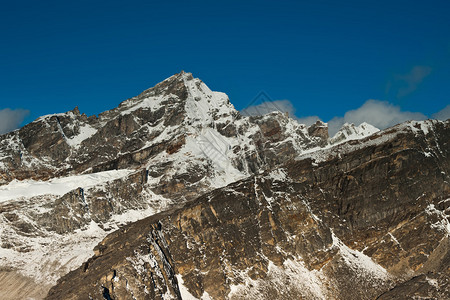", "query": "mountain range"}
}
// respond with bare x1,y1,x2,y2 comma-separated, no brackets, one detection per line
0,72,448,299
